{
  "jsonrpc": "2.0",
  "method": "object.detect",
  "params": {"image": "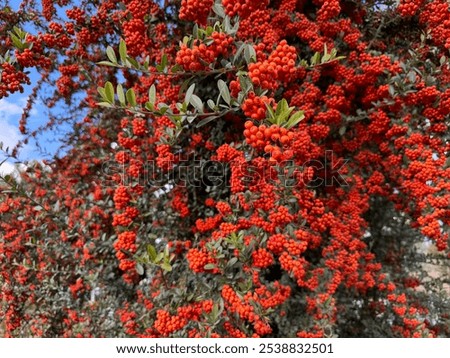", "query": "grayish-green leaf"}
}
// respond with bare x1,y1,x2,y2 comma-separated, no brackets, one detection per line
185,83,196,104
106,46,117,64
204,263,216,270
148,84,156,105
196,115,218,128
190,94,203,112
117,84,125,105
126,88,137,107
119,39,127,63
136,263,144,275
104,82,114,103
218,79,231,105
